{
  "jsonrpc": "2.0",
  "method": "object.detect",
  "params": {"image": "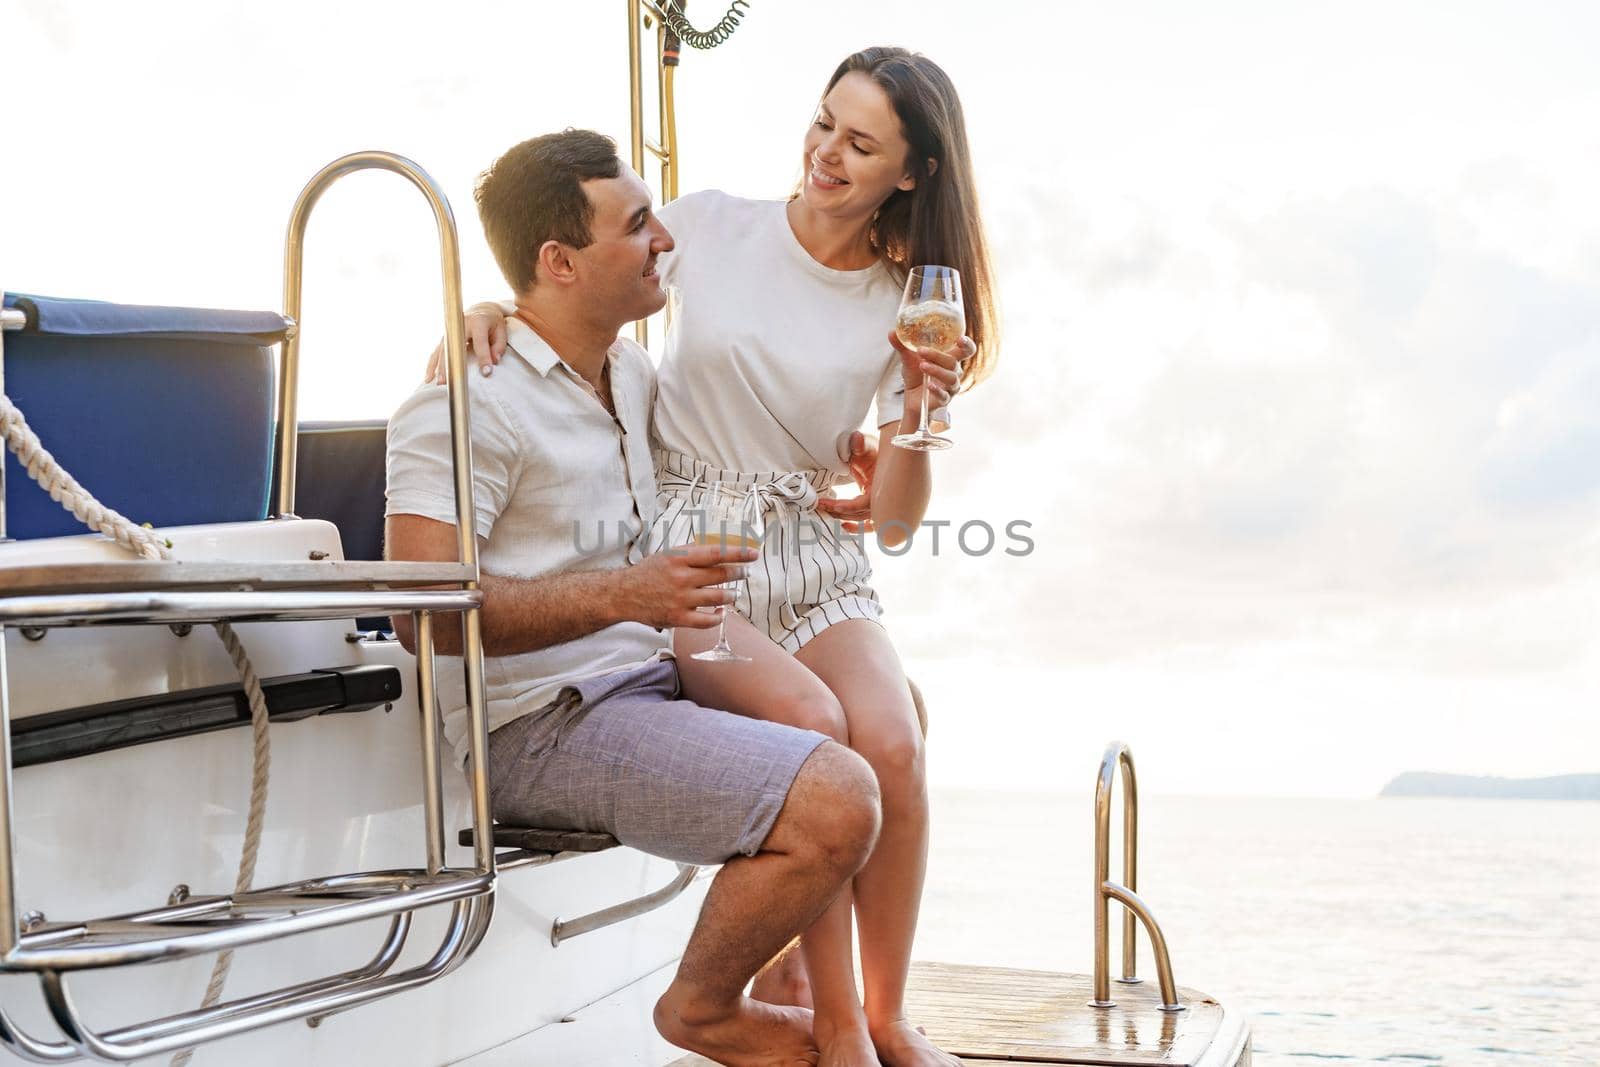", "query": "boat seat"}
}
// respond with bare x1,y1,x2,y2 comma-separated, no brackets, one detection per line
458,825,619,855
271,419,389,562
456,682,928,861
271,418,390,629
2,293,287,540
